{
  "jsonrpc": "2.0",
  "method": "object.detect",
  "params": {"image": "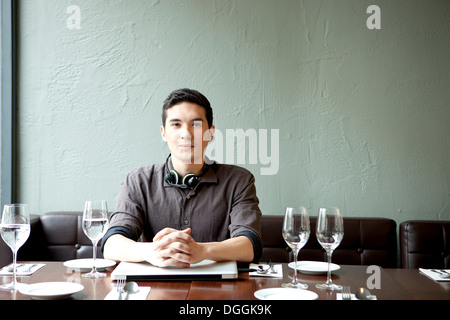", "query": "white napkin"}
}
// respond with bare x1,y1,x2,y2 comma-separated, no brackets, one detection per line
249,263,283,278
104,286,151,300
419,268,450,282
0,263,45,276
336,293,377,300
